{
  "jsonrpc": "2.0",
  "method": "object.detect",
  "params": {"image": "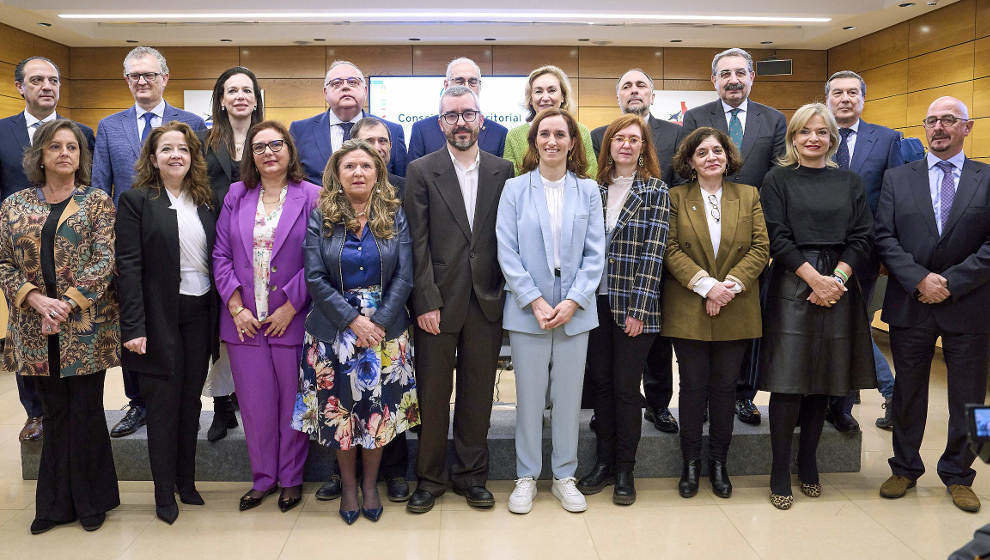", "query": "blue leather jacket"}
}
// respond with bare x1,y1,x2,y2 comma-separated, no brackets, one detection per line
303,206,413,343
